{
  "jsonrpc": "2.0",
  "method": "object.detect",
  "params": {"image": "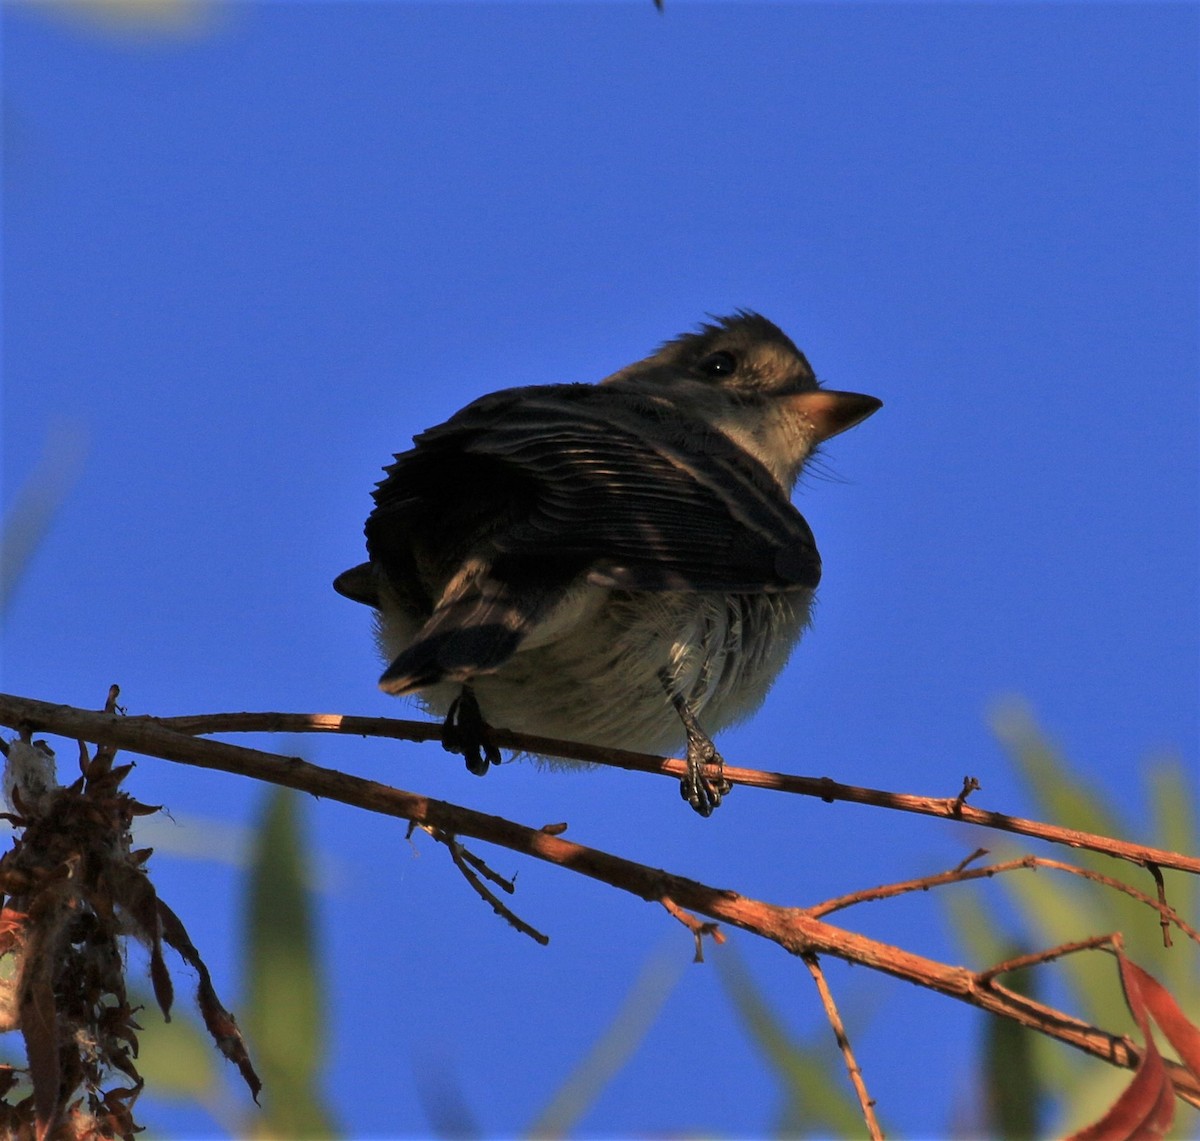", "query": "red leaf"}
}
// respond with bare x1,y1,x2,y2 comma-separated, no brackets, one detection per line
1121,959,1200,1081
1067,951,1177,1141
